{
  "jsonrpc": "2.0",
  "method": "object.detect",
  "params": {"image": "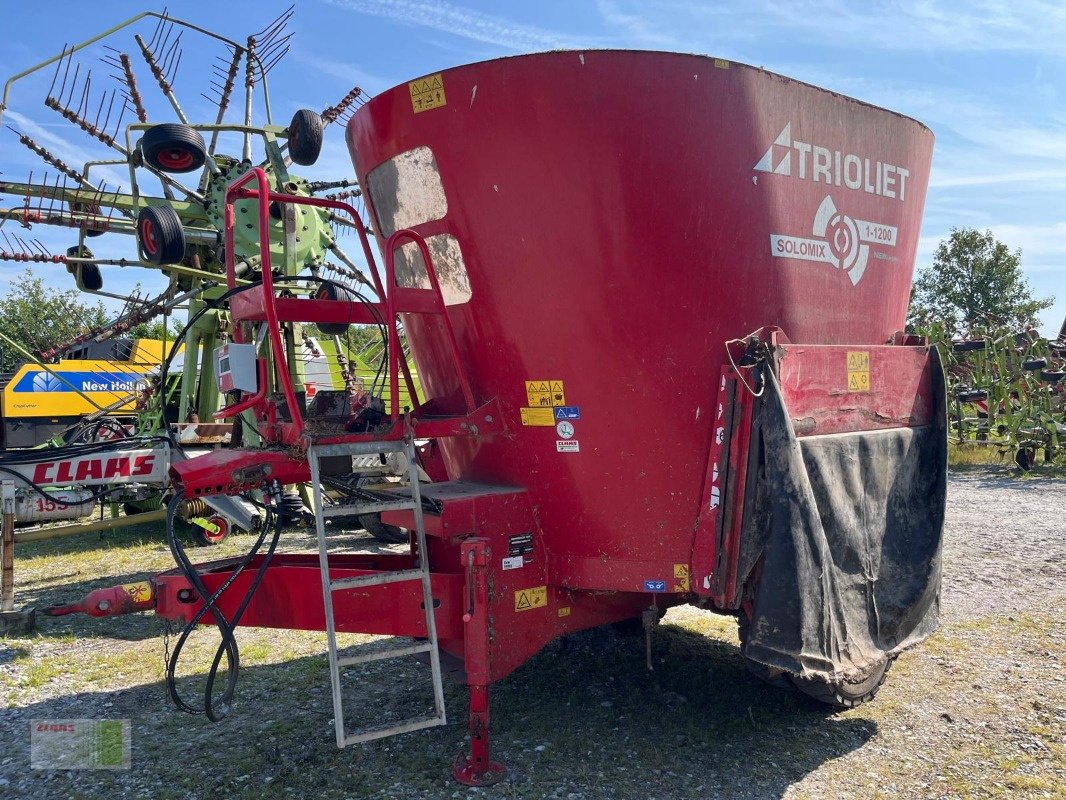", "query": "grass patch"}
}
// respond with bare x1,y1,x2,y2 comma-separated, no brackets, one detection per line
949,441,1066,475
